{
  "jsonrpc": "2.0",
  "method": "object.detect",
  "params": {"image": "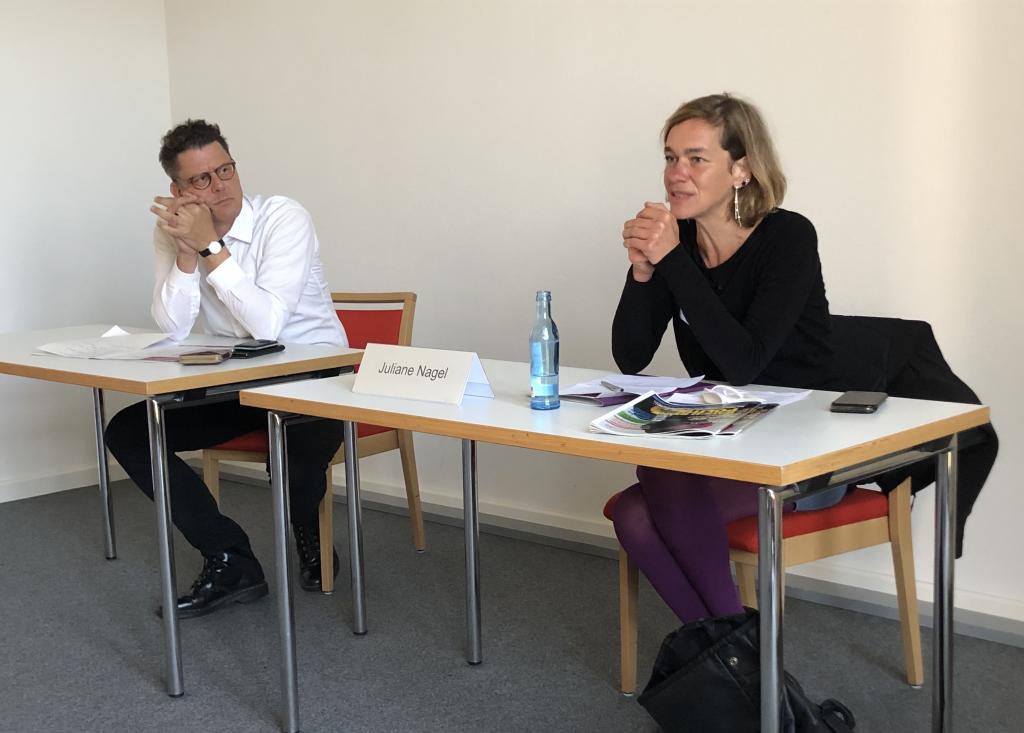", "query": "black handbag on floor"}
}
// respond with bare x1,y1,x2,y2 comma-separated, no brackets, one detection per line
637,609,855,733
